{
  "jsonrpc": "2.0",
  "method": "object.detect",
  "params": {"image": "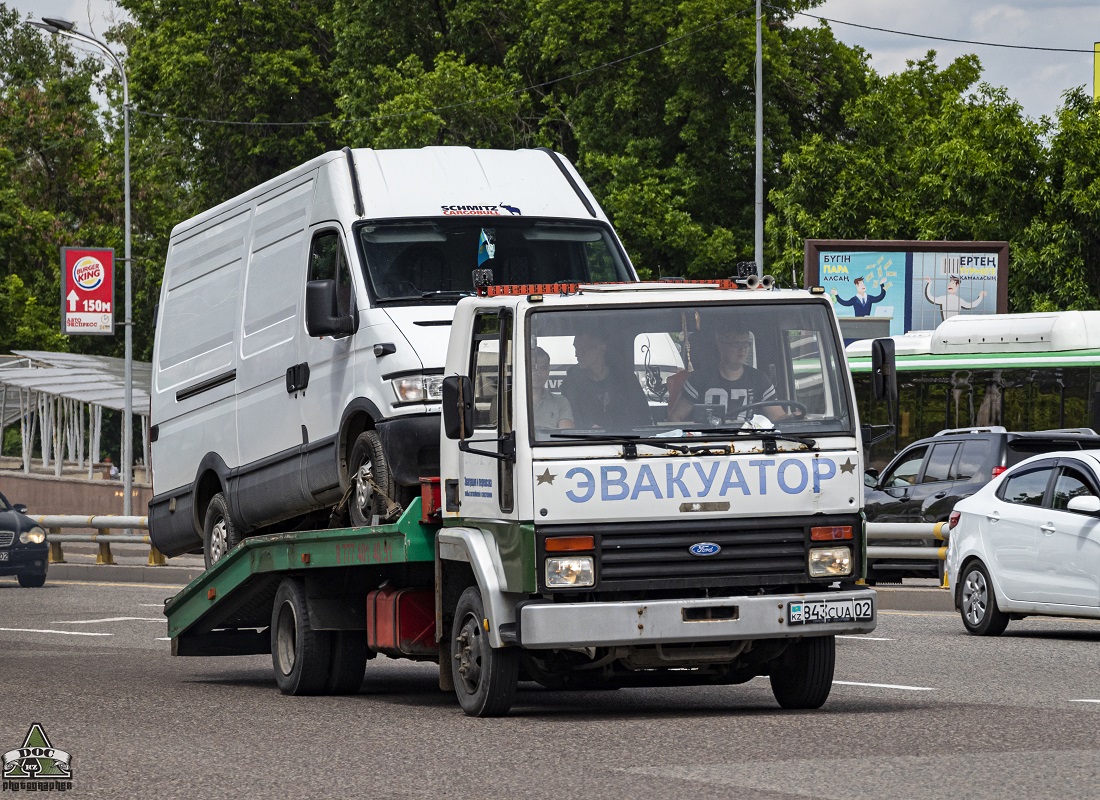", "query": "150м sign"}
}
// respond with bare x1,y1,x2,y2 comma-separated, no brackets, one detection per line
61,247,114,336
